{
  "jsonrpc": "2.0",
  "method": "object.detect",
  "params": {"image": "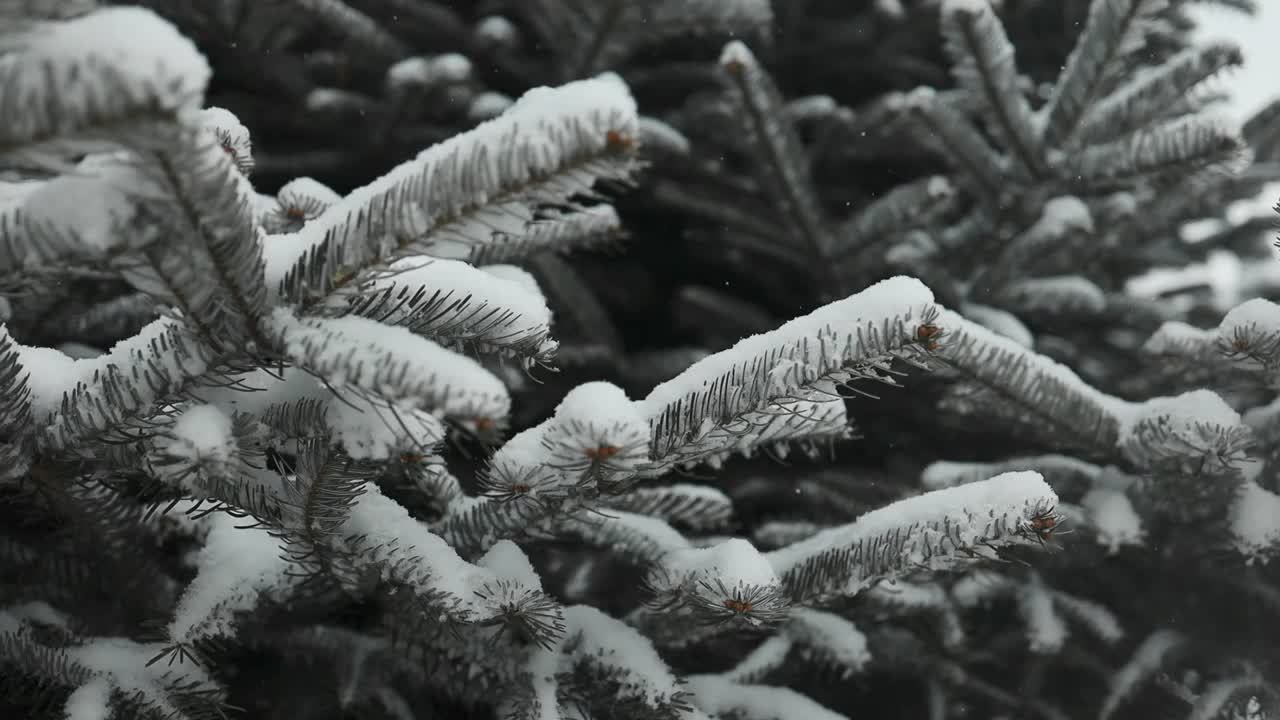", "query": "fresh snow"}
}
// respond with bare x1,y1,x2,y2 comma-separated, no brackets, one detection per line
951,570,1014,607
468,91,514,121
1080,488,1144,553
169,514,291,643
1003,275,1107,314
327,394,447,460
473,16,518,46
1144,320,1214,355
19,154,143,256
196,107,251,170
961,303,1034,348
1116,389,1243,452
477,540,542,590
662,538,781,594
343,485,546,619
69,637,217,717
922,455,1101,490
938,307,1136,426
1035,195,1095,235
161,403,235,464
1217,297,1280,343
1019,578,1067,654
768,471,1057,593
269,308,510,421
563,605,683,709
26,317,210,445
641,276,935,437
638,116,692,155
63,678,113,720
262,75,637,288
1053,591,1124,643
361,257,554,358
1229,482,1280,561
687,674,849,720
480,264,544,302
724,635,793,682
2,7,210,147
387,54,472,88
277,177,341,209
491,381,649,477
787,608,870,672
